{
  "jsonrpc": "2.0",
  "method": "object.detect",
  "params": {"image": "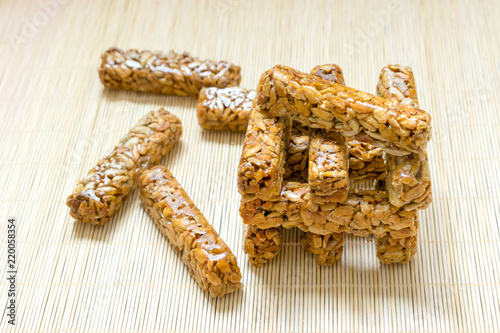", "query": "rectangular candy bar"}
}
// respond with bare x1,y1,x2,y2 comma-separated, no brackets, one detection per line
197,87,256,132
139,166,242,297
99,48,241,97
376,233,417,264
66,109,182,225
377,65,419,108
342,190,418,239
241,182,418,240
377,65,432,209
243,224,282,266
300,231,344,265
308,129,349,202
348,135,386,181
240,181,351,235
237,110,290,200
309,64,345,85
386,151,432,210
240,181,308,230
255,65,431,155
